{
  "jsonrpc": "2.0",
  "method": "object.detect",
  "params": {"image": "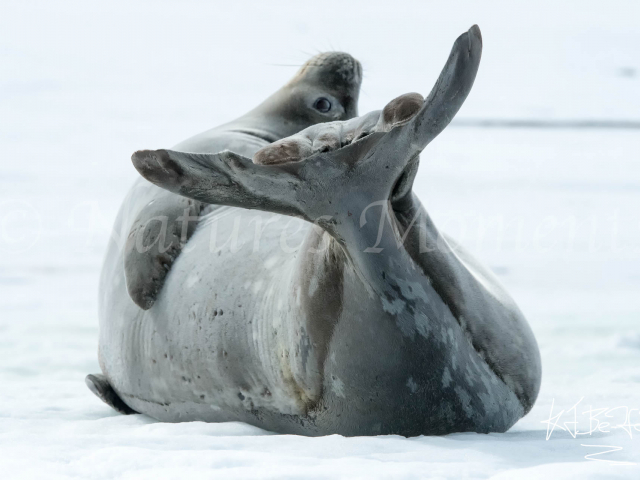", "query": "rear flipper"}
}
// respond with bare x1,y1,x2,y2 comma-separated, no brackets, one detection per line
85,373,138,415
130,26,482,230
124,190,202,310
